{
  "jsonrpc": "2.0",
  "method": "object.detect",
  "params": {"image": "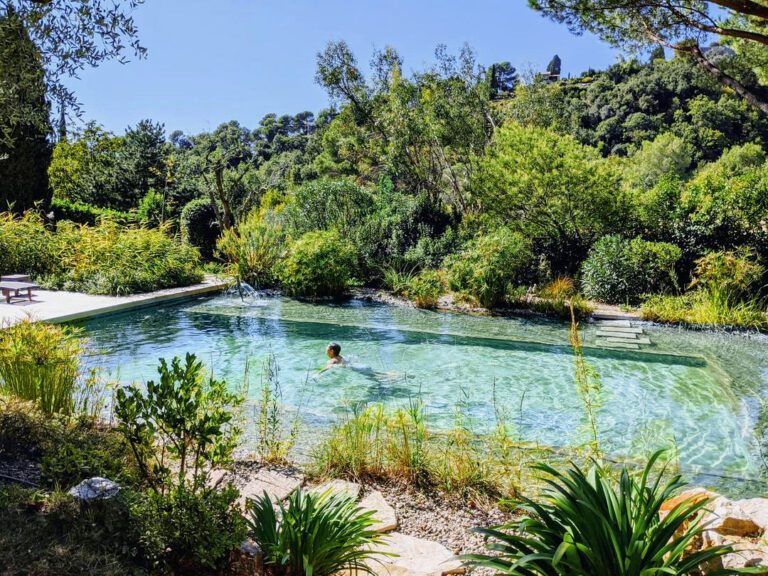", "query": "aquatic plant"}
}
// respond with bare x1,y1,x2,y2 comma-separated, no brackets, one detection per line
569,304,603,458
0,320,96,415
255,353,301,465
462,451,737,576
